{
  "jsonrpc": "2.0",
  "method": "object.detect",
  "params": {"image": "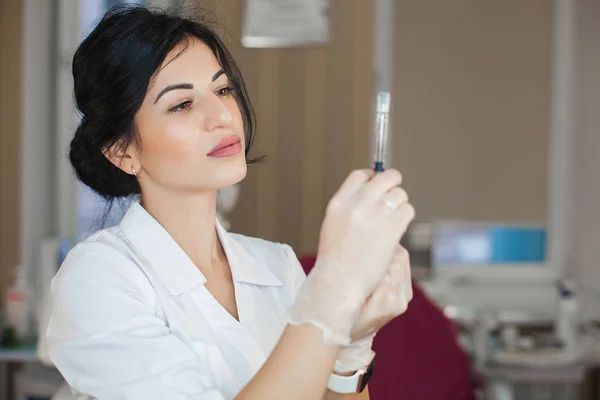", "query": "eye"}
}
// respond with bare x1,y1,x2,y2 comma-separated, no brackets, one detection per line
169,100,192,113
216,86,235,97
